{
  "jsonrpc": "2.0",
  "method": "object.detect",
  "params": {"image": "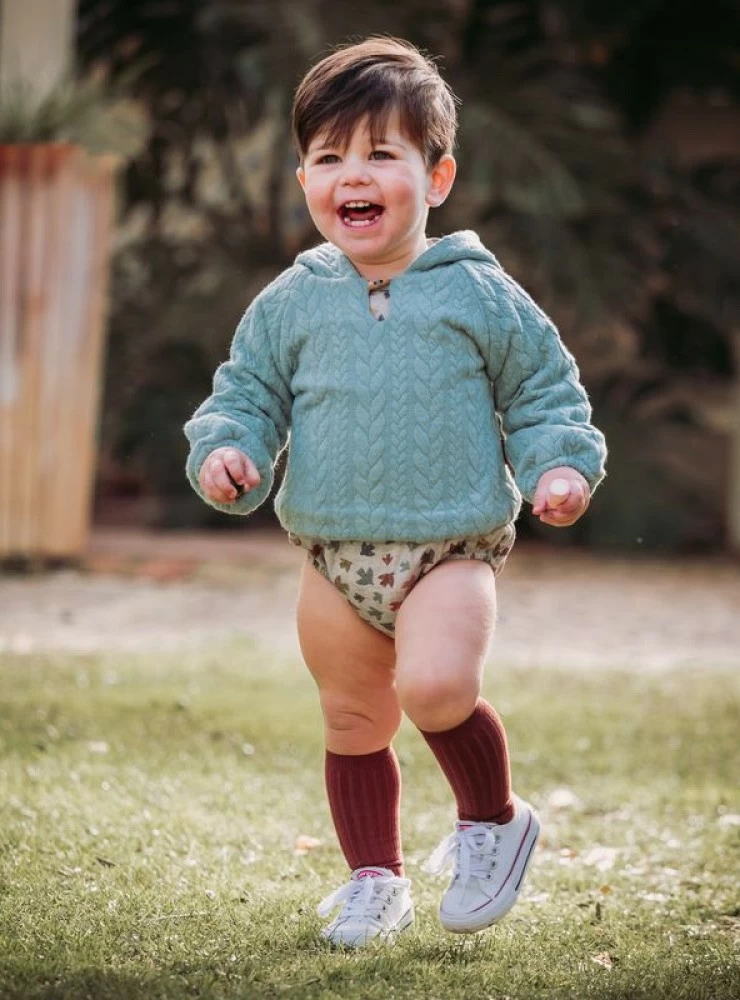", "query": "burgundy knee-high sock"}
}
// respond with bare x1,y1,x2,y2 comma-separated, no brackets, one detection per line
325,747,404,876
419,700,515,824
